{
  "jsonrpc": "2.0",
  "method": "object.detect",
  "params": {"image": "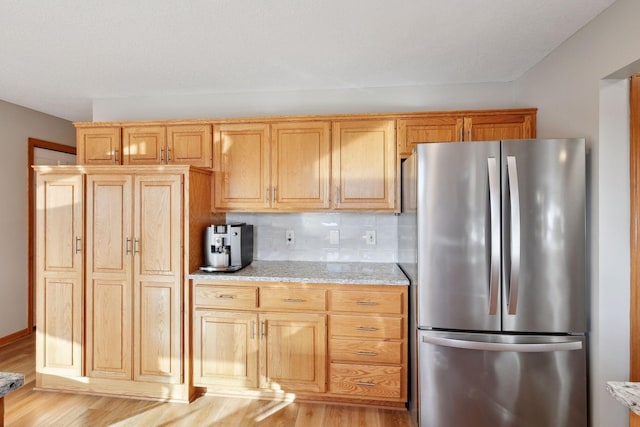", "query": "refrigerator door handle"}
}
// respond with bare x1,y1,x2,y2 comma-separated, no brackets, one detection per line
487,157,500,315
421,335,582,352
506,155,521,314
